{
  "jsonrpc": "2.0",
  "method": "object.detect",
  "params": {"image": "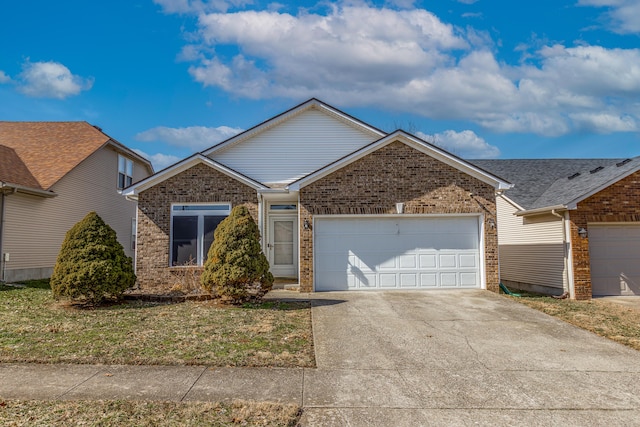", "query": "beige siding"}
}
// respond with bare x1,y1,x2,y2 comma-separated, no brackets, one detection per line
211,109,378,185
497,196,566,290
2,146,150,281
